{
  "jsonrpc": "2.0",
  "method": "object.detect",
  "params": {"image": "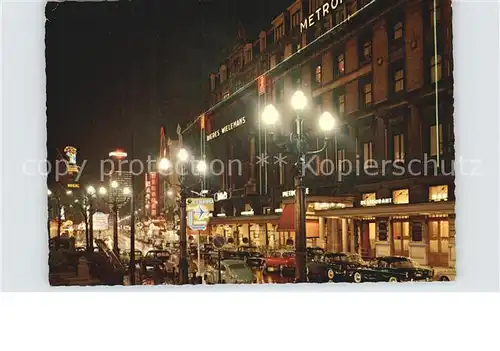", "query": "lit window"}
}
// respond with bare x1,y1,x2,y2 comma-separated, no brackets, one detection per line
431,55,442,83
392,189,409,204
315,65,322,84
429,185,448,202
393,133,405,161
393,22,403,41
223,91,230,99
430,124,443,156
363,82,372,105
394,68,404,92
336,54,345,76
338,94,345,114
275,24,285,41
363,141,373,169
